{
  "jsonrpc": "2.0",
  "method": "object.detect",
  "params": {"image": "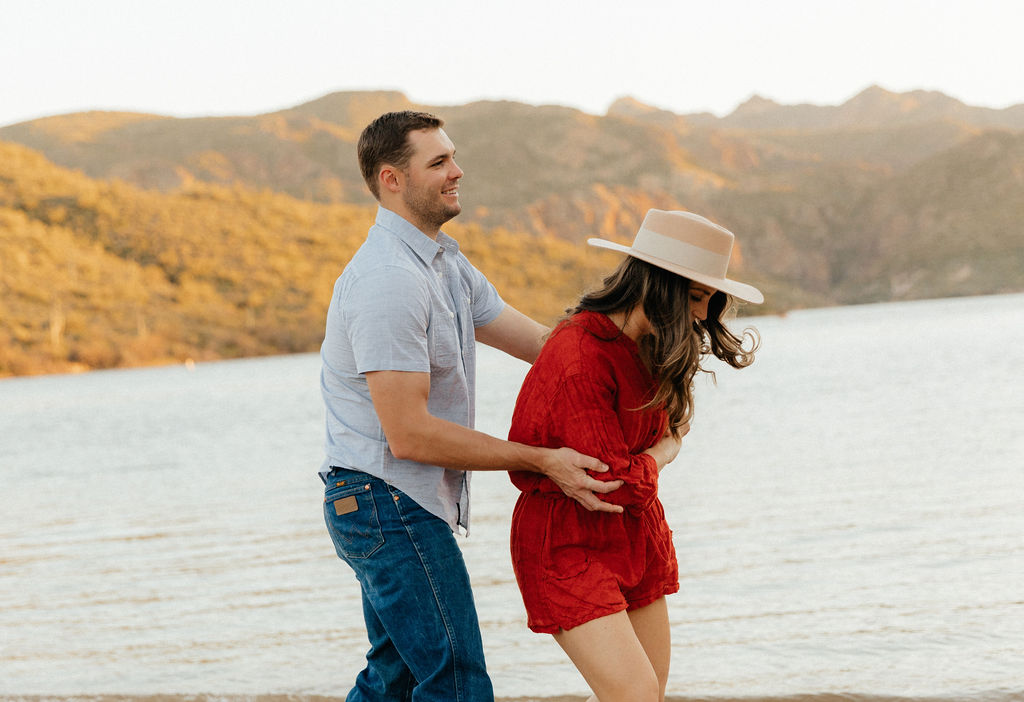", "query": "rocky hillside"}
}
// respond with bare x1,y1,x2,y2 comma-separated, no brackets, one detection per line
3,85,1021,311
0,141,637,376
2,86,1022,375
